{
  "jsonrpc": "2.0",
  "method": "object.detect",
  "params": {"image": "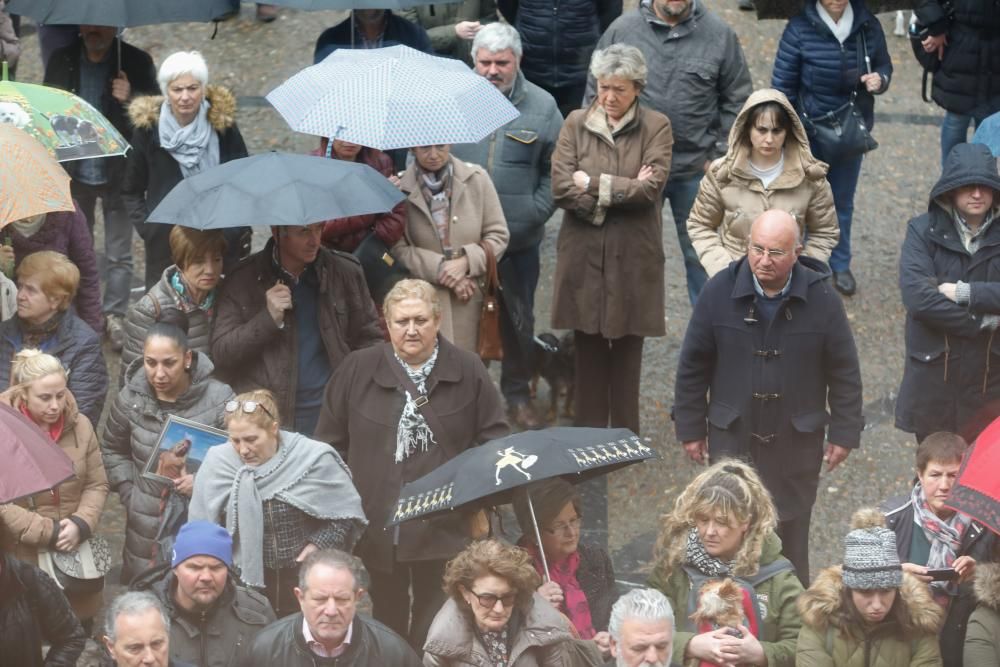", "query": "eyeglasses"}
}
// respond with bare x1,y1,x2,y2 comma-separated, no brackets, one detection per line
225,400,275,420
470,590,517,609
544,516,582,537
749,245,789,259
